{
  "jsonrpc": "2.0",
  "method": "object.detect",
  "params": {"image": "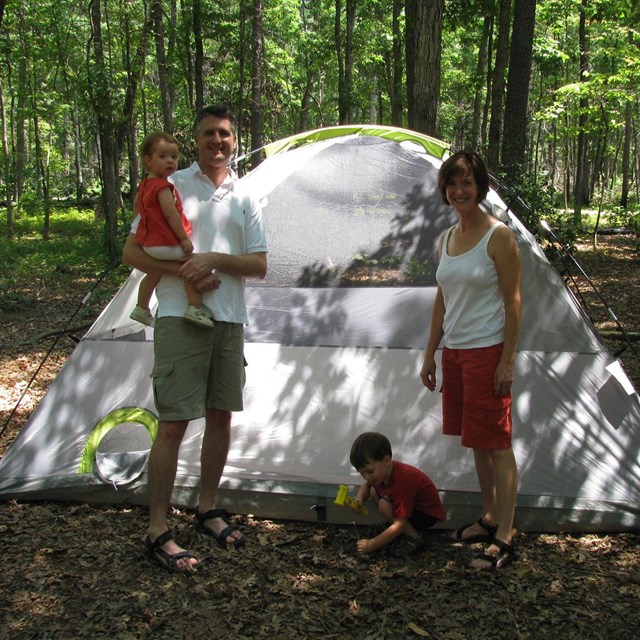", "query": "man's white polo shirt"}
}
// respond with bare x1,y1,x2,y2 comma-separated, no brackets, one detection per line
131,161,267,324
